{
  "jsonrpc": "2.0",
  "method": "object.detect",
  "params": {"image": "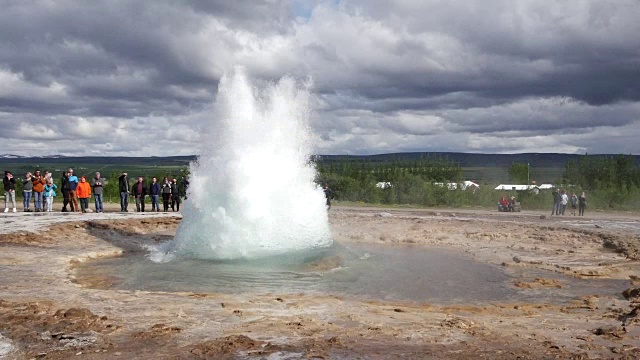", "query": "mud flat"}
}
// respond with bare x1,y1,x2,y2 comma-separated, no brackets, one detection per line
0,208,639,359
